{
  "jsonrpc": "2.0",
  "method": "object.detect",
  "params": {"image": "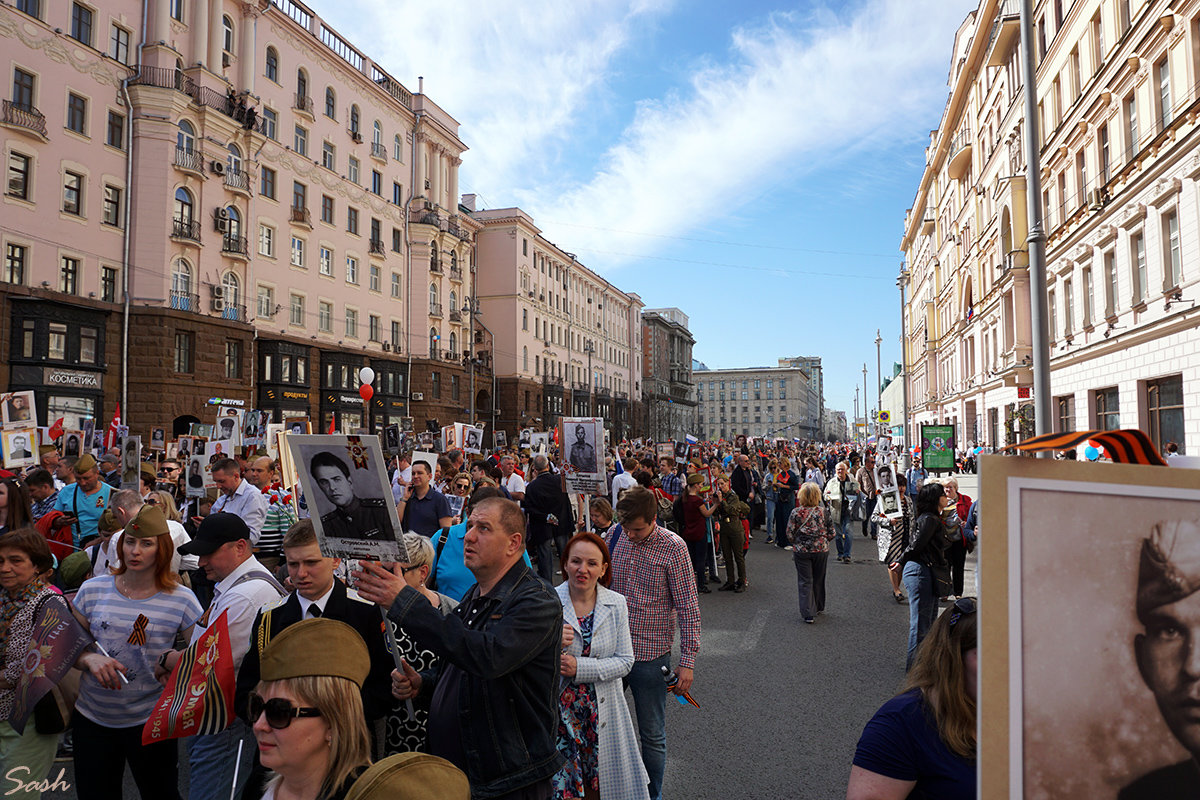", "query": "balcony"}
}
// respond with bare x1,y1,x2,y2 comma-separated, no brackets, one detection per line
368,239,386,255
171,218,201,242
290,206,312,227
221,234,249,257
442,350,457,362
223,168,251,195
219,304,248,322
2,101,47,138
173,147,205,175
947,128,972,179
130,65,195,95
449,310,462,323
293,93,313,116
986,0,1021,67
370,142,387,162
169,290,200,312
429,302,443,317
543,374,564,388
429,259,442,274
449,265,463,282
919,204,935,235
